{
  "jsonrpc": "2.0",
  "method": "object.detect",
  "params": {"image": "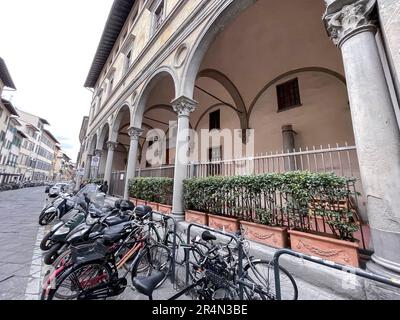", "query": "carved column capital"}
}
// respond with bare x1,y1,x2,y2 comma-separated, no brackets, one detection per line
106,141,119,151
127,127,144,141
171,96,198,118
323,0,377,47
